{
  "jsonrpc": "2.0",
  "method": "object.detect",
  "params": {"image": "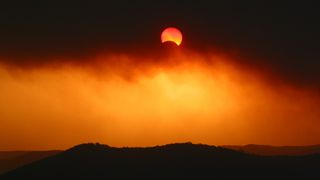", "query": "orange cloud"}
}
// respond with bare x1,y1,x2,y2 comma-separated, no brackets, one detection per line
0,52,319,150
